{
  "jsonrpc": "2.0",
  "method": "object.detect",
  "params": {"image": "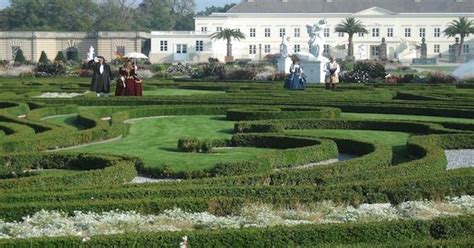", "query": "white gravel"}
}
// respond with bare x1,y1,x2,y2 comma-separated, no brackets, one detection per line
129,177,182,184
445,149,474,170
35,92,84,98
